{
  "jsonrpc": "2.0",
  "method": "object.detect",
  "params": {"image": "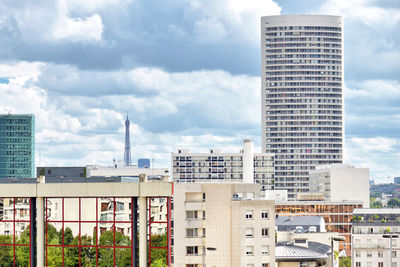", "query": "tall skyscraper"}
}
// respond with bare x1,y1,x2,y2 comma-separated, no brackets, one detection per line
123,114,132,166
261,15,344,200
0,114,35,178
